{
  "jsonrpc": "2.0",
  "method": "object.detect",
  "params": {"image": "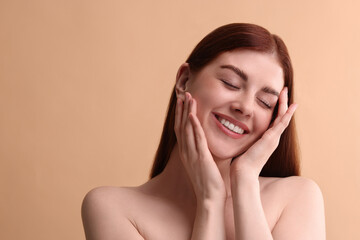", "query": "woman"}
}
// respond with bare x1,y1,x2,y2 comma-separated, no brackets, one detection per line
82,23,326,240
